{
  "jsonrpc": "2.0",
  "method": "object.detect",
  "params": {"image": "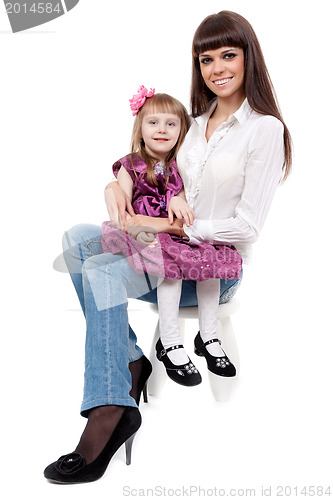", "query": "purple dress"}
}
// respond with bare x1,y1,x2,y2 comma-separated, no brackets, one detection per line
101,154,242,281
